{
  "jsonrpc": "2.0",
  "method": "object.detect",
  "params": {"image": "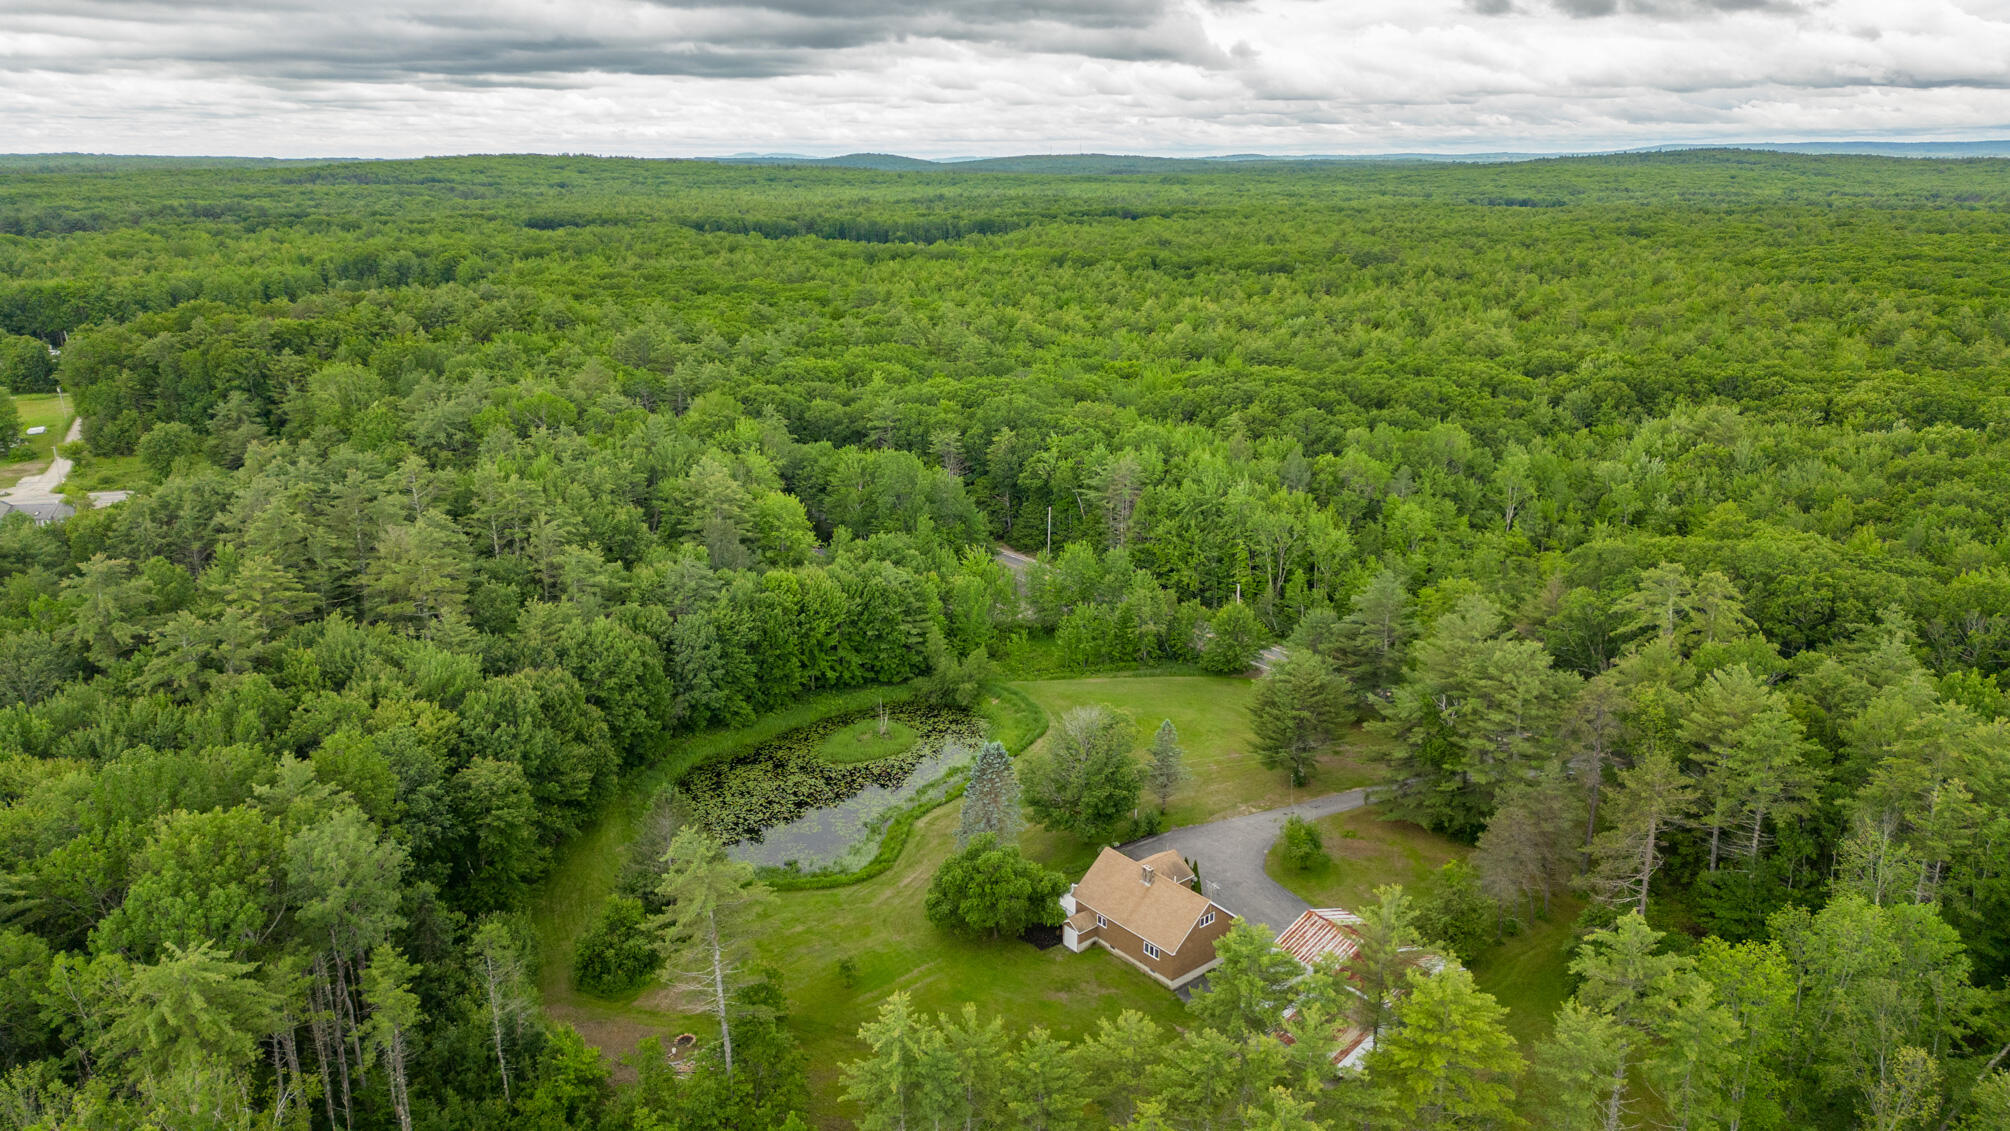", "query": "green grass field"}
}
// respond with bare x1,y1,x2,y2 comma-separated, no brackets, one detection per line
0,393,72,488
756,803,1191,1127
65,452,145,493
1470,894,1586,1051
817,716,919,763
1013,676,1384,831
1265,805,1469,910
